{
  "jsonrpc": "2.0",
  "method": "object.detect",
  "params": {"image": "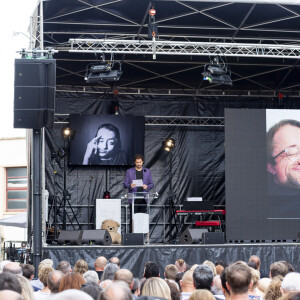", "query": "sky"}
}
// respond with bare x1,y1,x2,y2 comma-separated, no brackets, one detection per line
0,0,38,138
